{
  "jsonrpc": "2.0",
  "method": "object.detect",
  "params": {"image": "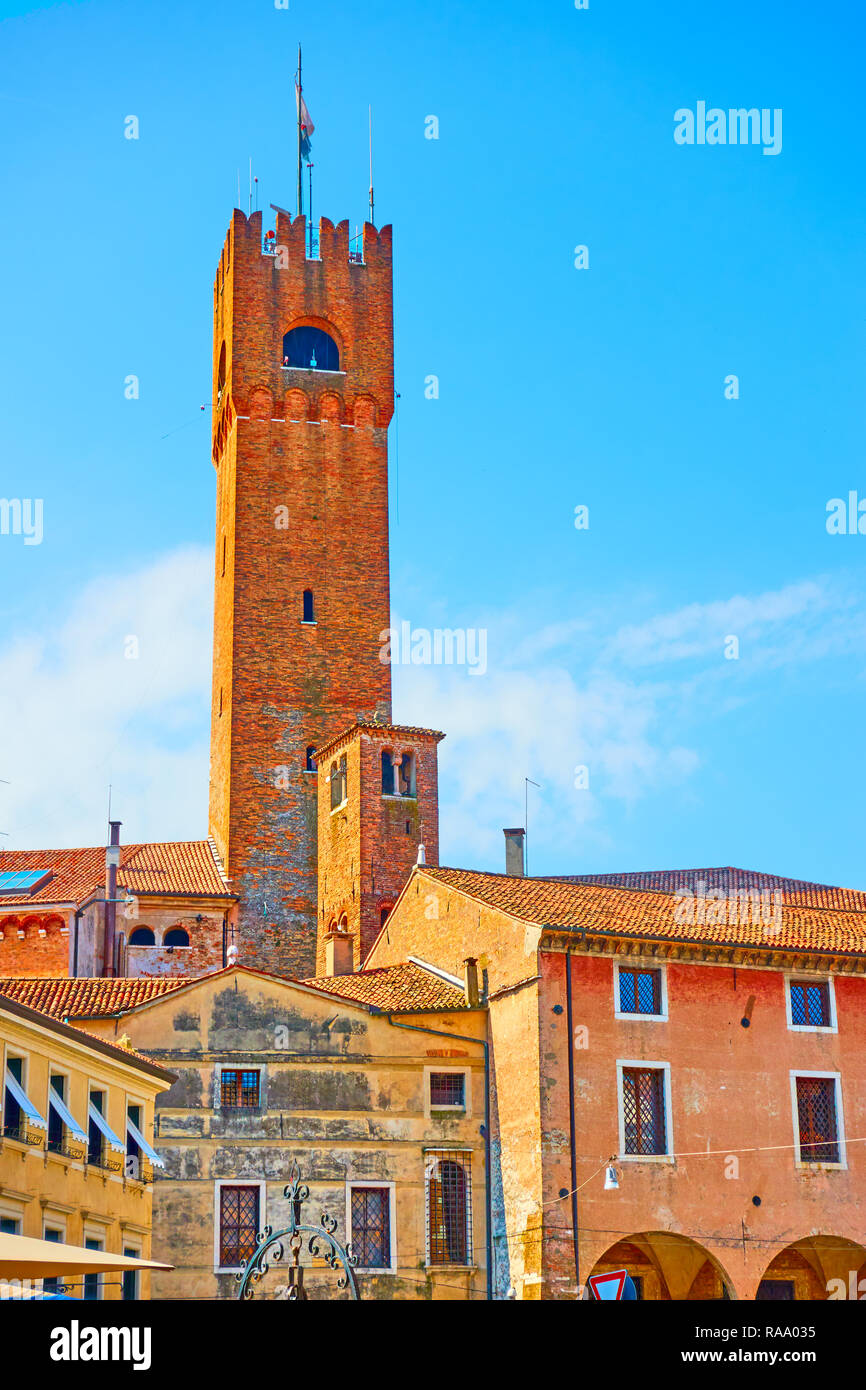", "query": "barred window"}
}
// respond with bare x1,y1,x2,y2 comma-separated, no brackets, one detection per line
790,981,831,1028
219,1185,260,1268
426,1153,472,1266
796,1076,840,1163
621,1067,667,1156
221,1069,261,1108
618,967,662,1016
429,1072,465,1108
350,1186,391,1269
